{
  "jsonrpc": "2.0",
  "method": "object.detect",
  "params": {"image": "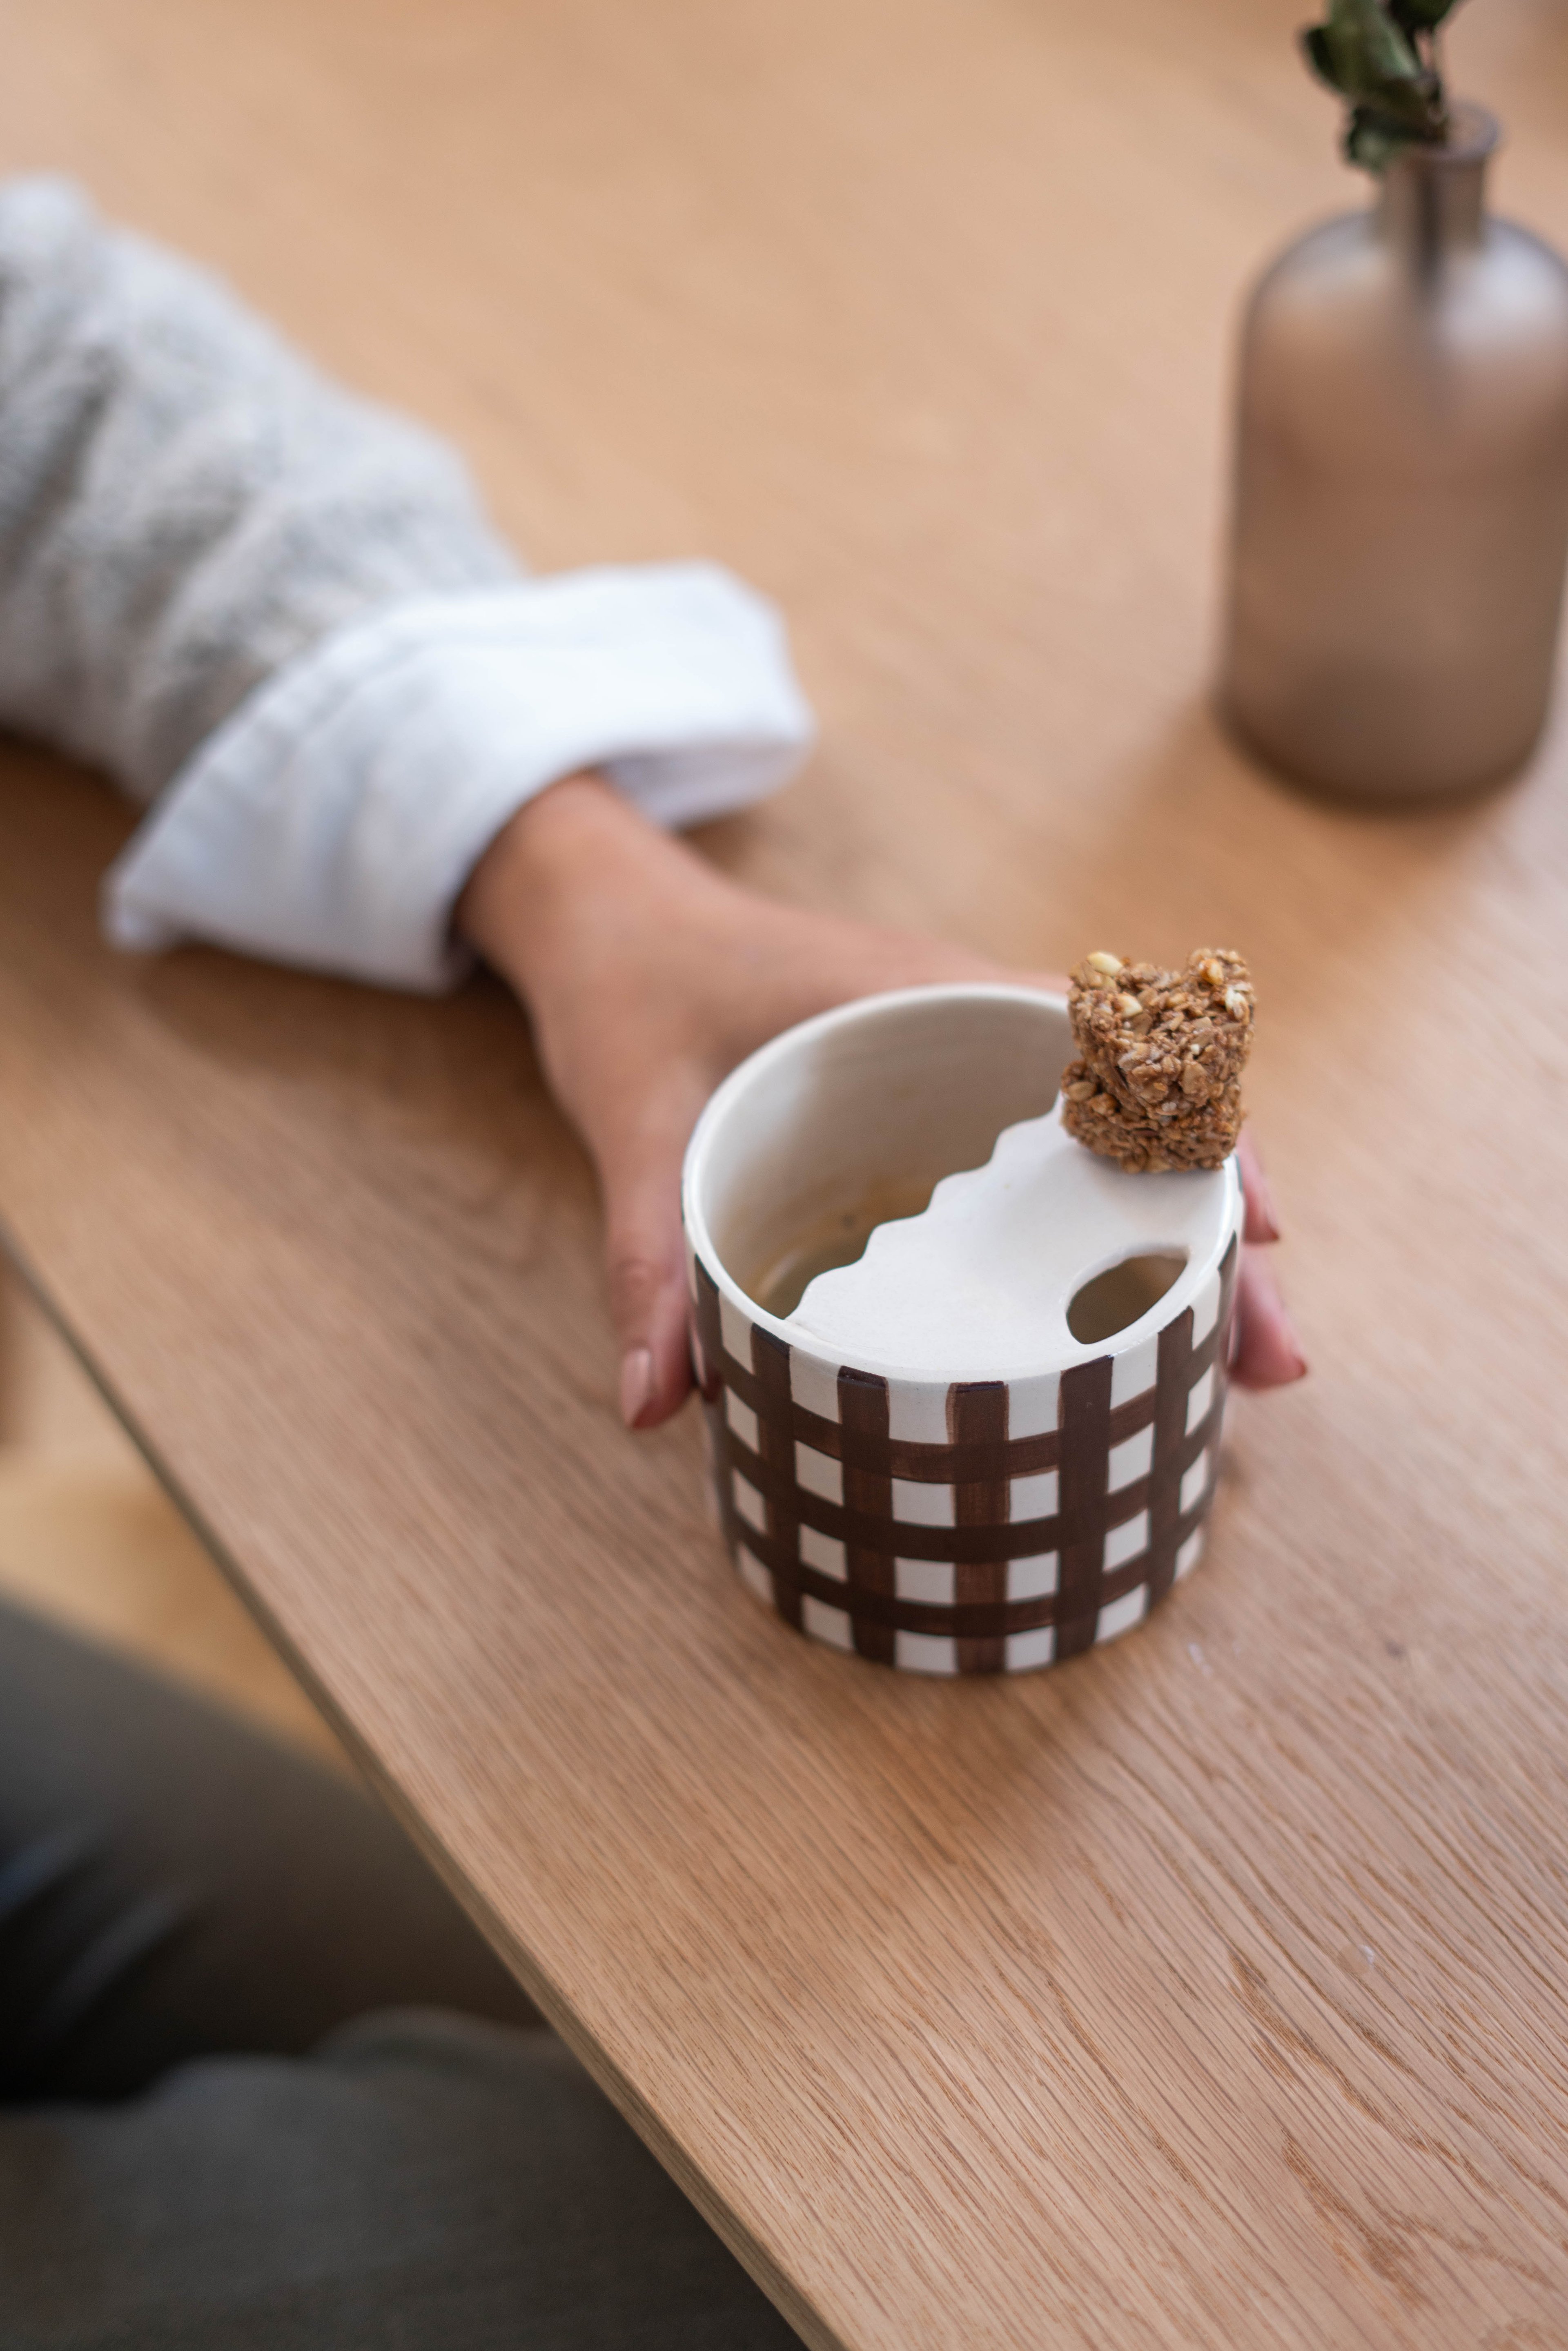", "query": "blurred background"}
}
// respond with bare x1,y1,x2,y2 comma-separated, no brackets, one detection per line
0,1258,347,1765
